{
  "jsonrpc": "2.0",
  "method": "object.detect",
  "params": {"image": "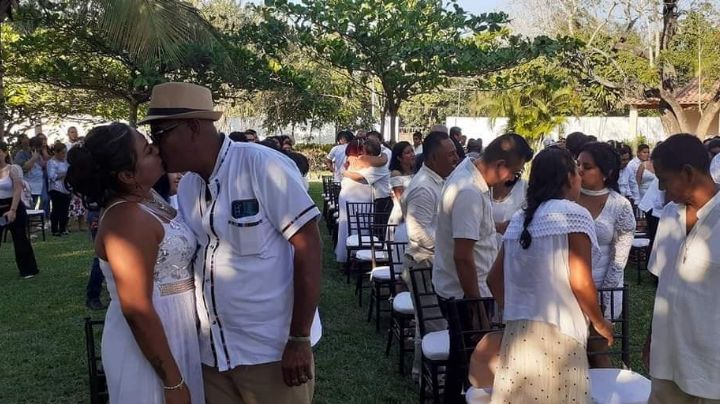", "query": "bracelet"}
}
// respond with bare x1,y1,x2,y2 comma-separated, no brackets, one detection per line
163,376,185,390
288,335,311,343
